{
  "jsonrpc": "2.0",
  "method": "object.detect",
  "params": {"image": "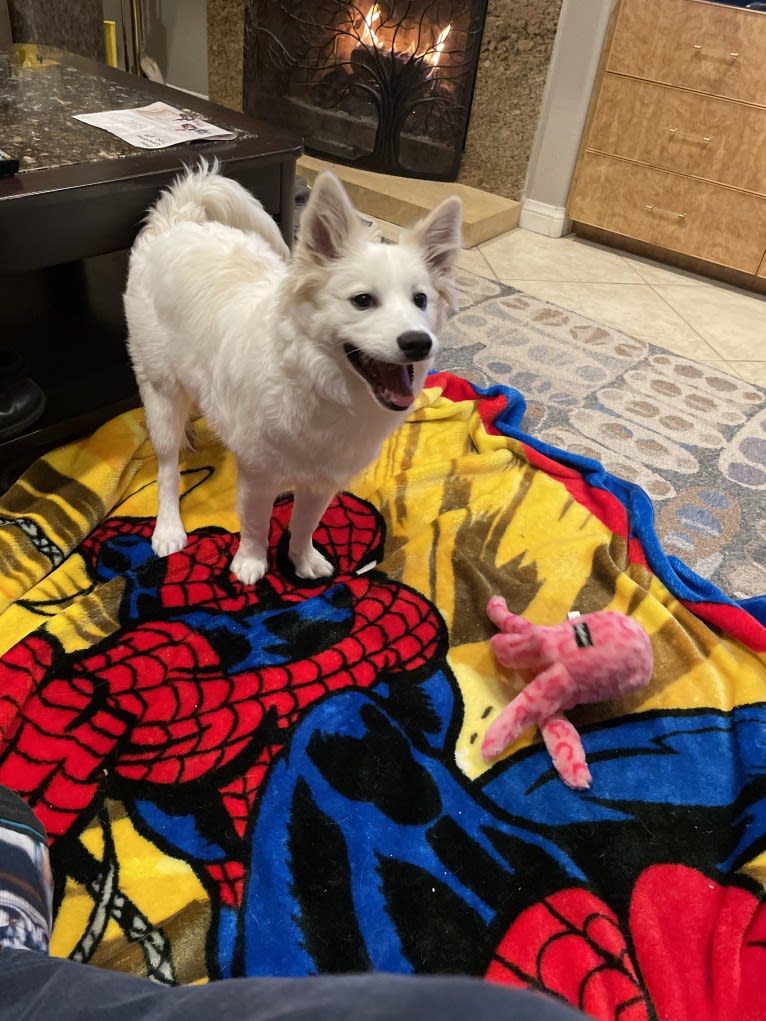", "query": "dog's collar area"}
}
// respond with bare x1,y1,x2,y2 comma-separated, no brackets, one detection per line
343,345,416,411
